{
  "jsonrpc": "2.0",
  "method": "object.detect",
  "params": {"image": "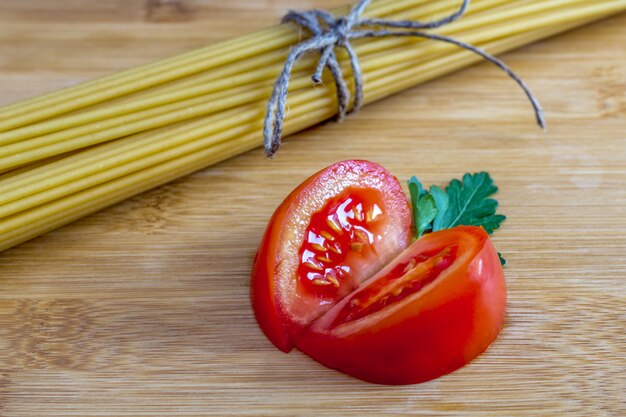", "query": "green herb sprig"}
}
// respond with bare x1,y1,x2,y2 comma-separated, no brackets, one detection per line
408,172,507,265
